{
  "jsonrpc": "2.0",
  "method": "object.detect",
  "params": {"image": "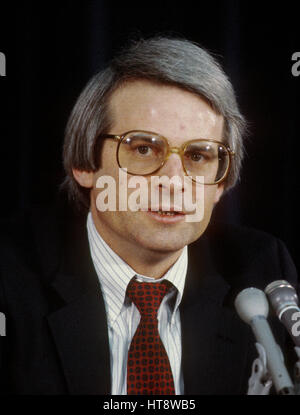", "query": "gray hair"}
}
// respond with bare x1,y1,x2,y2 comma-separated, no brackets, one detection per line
62,36,246,209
